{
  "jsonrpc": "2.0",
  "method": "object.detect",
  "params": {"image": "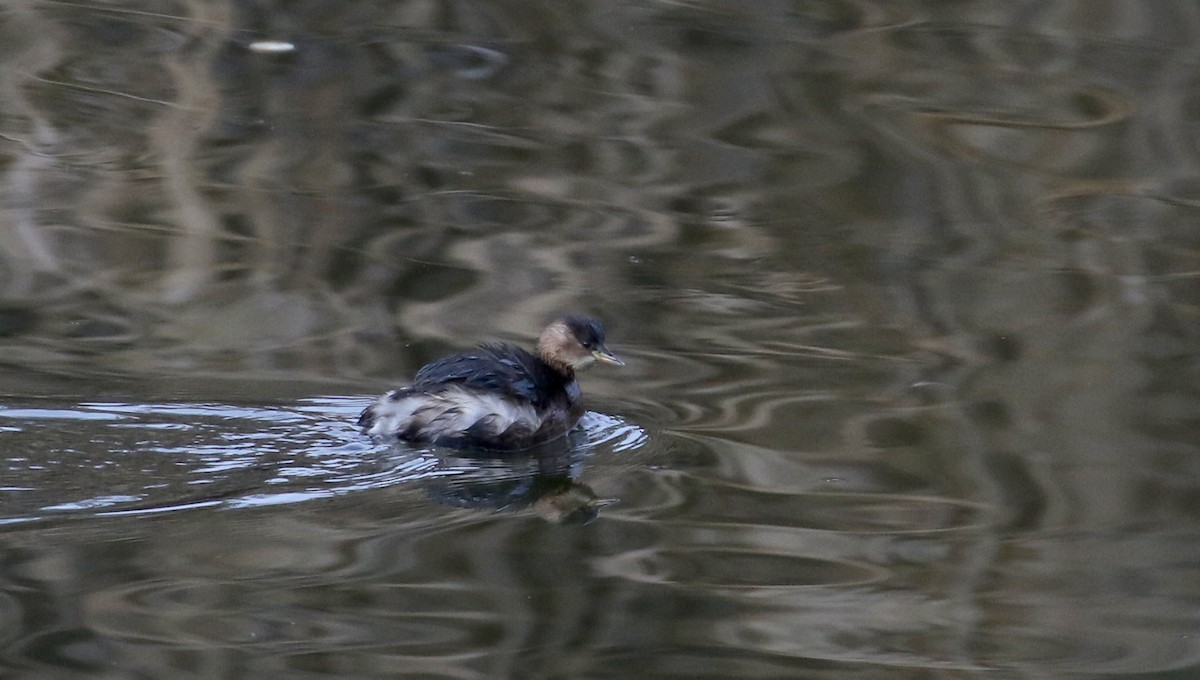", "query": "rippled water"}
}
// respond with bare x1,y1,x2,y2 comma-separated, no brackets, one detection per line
0,1,1198,678
0,398,646,520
